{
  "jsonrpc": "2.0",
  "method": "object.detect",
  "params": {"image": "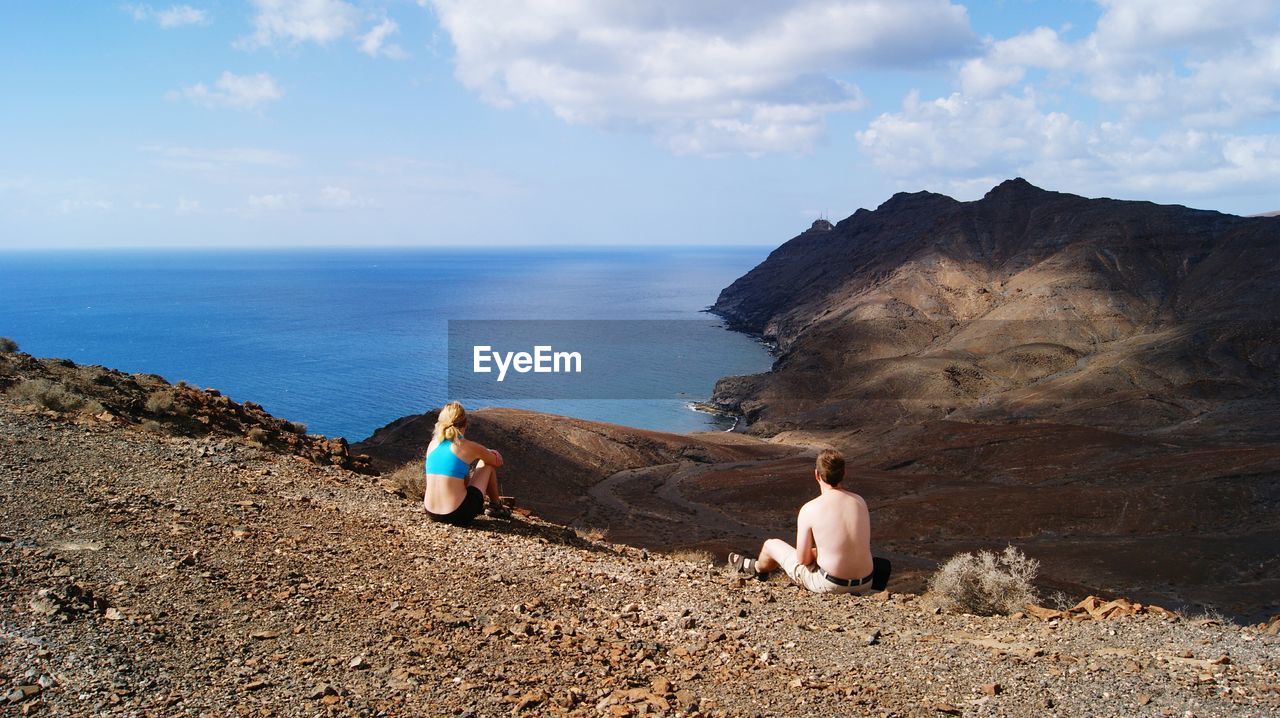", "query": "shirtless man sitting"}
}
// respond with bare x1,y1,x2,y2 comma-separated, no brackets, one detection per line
729,449,874,594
